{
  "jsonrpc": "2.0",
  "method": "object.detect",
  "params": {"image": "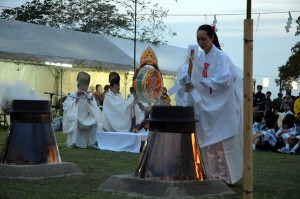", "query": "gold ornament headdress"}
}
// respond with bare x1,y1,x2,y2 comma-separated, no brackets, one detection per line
139,46,158,67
